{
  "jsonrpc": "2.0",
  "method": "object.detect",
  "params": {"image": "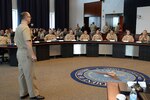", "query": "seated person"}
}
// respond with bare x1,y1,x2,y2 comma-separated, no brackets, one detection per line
44,29,56,41
138,30,149,43
55,29,61,39
0,34,10,45
32,28,37,40
106,30,117,41
62,28,68,37
64,30,75,41
4,29,11,39
122,29,134,42
38,29,45,39
92,29,103,41
80,30,90,41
